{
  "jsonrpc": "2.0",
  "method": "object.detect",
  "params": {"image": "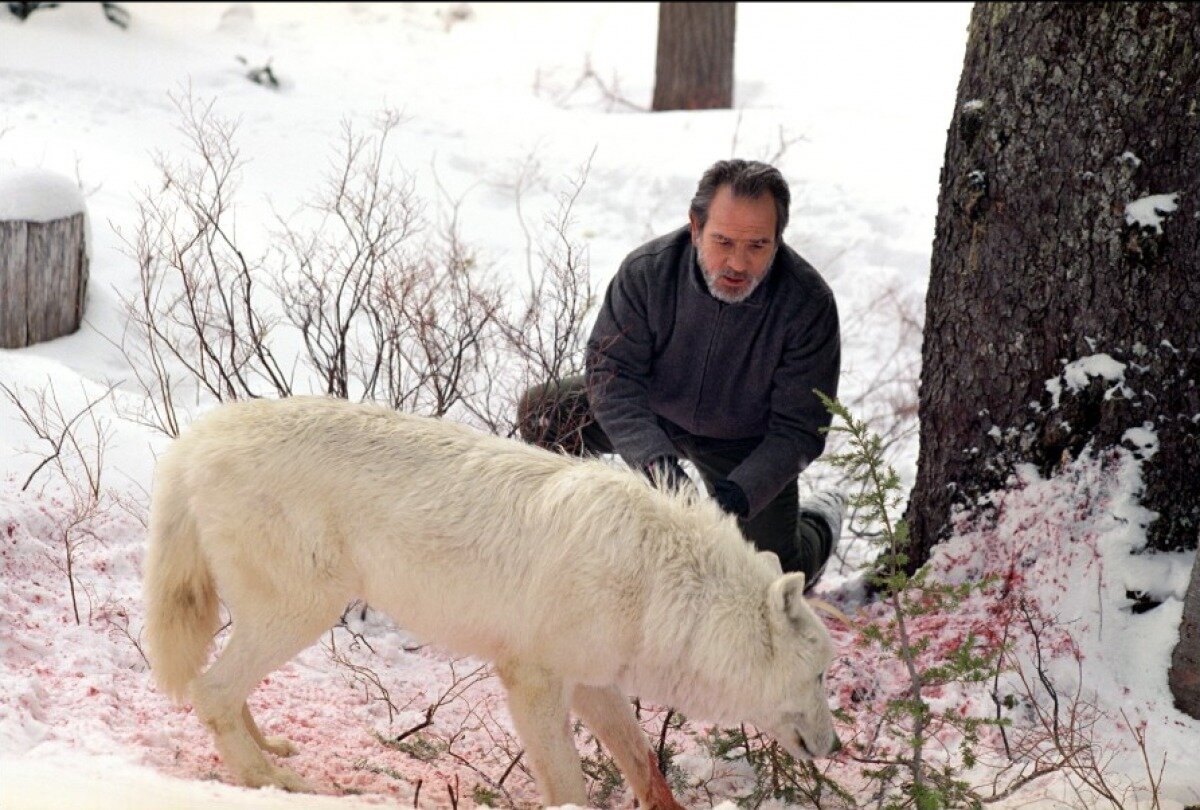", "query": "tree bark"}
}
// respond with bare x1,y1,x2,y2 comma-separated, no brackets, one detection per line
651,2,735,112
0,213,89,348
907,7,1199,562
1173,555,1200,717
